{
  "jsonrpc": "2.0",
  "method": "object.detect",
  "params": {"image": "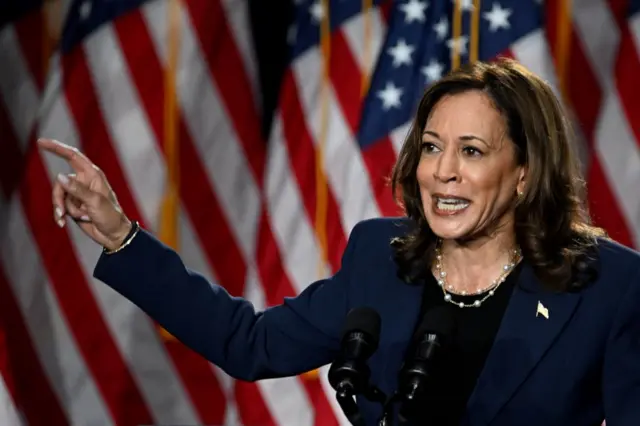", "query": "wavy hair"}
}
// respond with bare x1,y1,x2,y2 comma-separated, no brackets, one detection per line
390,58,606,292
